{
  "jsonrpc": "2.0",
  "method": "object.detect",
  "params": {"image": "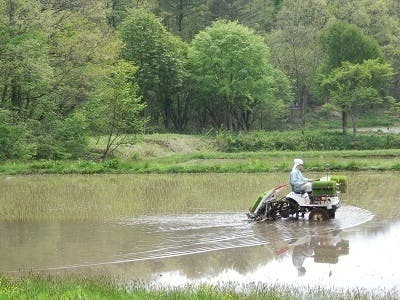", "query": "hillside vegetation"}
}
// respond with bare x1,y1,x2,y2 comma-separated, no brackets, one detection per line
1,1,400,161
2,131,400,175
